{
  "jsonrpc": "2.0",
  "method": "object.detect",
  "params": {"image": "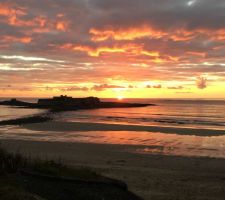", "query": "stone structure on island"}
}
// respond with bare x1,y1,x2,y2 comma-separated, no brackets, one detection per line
38,95,100,108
